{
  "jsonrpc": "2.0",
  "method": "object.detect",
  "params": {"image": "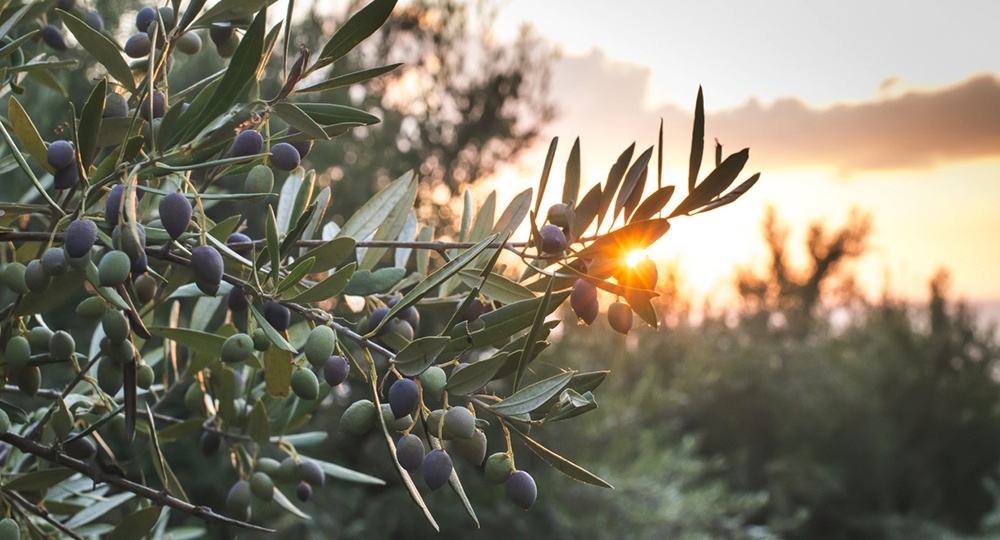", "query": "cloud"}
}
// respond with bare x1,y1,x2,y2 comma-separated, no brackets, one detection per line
548,49,1000,175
